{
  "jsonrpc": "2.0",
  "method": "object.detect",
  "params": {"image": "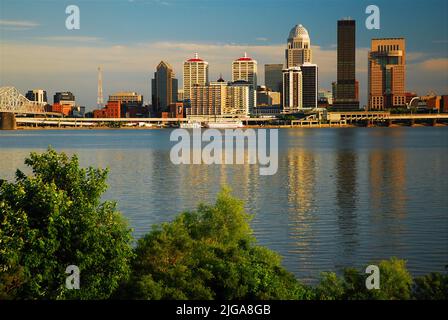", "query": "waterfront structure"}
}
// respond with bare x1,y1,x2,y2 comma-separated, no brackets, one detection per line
318,89,333,105
52,91,76,115
282,67,303,112
264,64,283,92
188,77,249,116
108,91,144,117
232,53,257,112
300,63,318,108
333,19,359,111
368,38,406,110
151,61,178,114
25,89,47,104
189,80,226,116
53,92,75,106
225,82,250,115
167,103,185,118
183,53,209,103
286,24,312,68
93,101,120,118
257,86,281,106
